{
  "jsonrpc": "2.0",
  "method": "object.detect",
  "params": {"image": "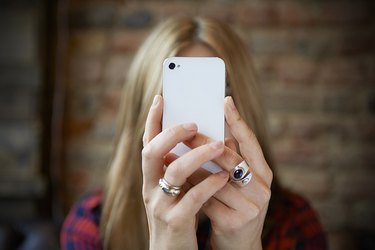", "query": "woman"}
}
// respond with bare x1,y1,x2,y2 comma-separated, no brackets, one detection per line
61,16,327,250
